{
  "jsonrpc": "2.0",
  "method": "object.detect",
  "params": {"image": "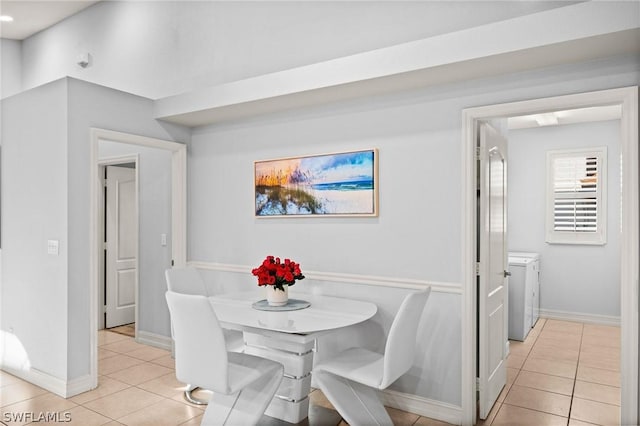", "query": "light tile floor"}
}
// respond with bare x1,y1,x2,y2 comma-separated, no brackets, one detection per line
480,318,621,426
0,329,454,426
109,324,136,338
0,321,621,426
